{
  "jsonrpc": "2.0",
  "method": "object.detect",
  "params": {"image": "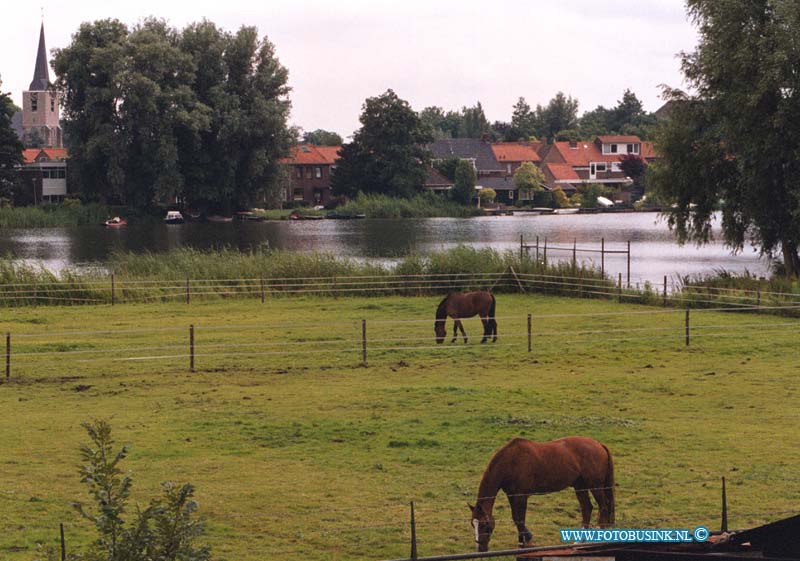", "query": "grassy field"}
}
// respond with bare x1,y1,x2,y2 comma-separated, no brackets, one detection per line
0,294,798,561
